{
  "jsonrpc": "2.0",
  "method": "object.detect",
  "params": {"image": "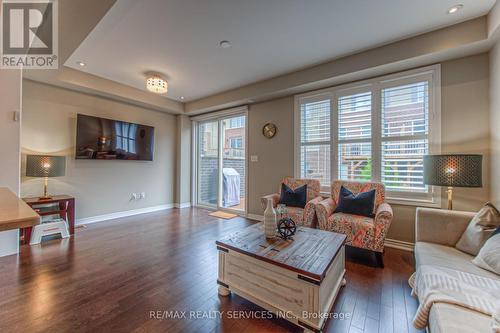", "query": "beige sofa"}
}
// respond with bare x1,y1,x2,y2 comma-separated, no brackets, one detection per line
415,207,499,333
